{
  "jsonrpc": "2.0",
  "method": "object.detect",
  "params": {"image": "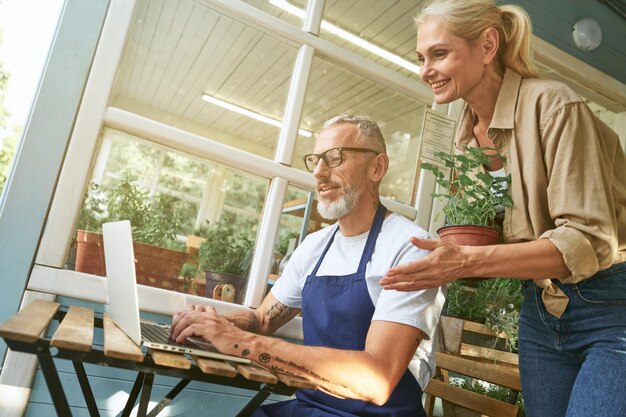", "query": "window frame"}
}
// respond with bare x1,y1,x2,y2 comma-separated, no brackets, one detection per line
31,0,432,316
